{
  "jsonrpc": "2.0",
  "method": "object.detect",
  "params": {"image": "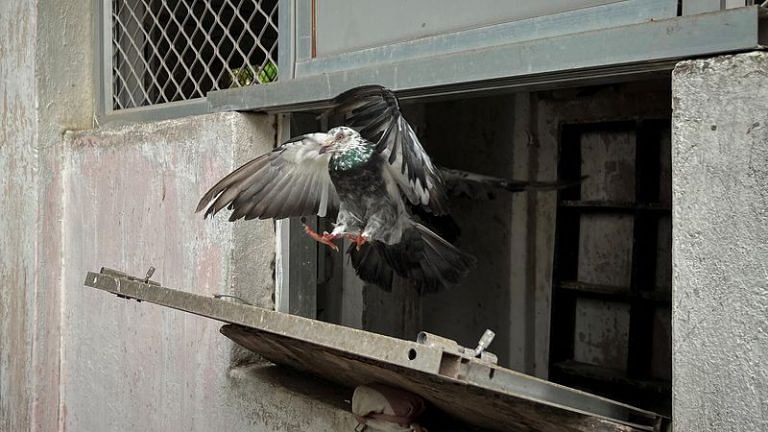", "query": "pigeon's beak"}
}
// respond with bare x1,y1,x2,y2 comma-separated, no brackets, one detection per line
319,137,334,154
